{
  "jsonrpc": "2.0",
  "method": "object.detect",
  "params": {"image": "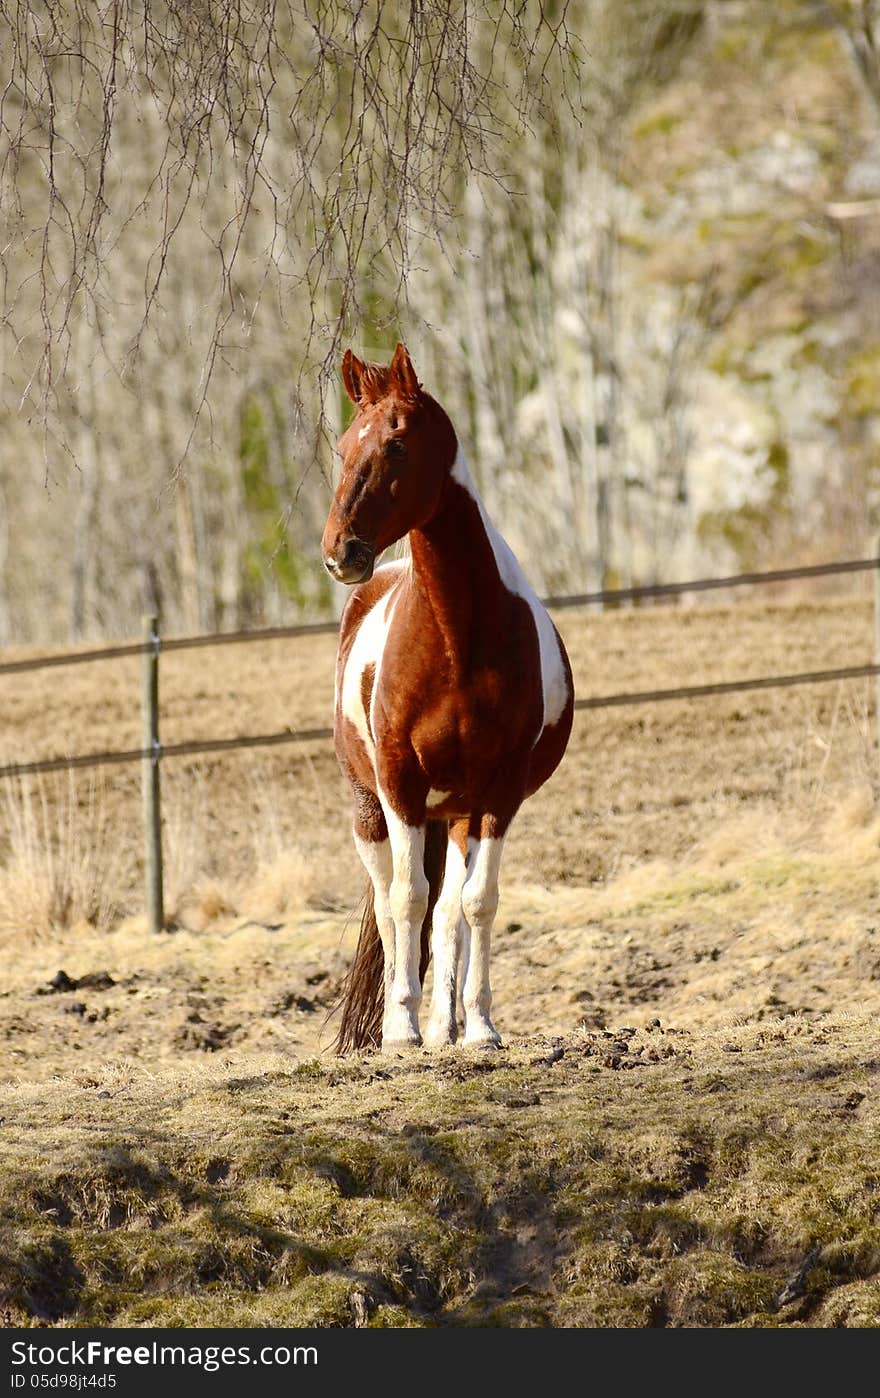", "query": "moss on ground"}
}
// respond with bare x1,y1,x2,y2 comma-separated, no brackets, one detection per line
2,1017,880,1328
